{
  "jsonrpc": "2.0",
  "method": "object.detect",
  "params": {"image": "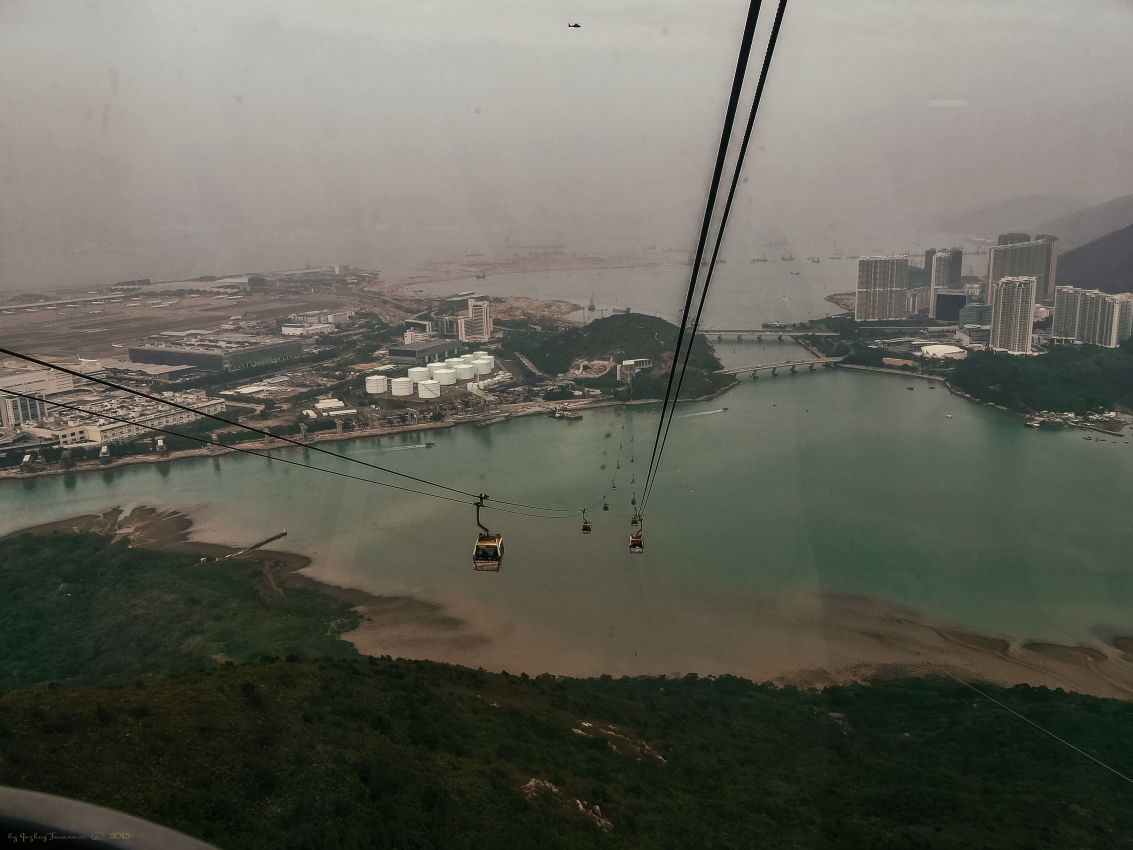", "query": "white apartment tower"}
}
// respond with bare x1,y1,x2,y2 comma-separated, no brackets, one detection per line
855,256,908,321
988,276,1036,354
1052,286,1133,348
